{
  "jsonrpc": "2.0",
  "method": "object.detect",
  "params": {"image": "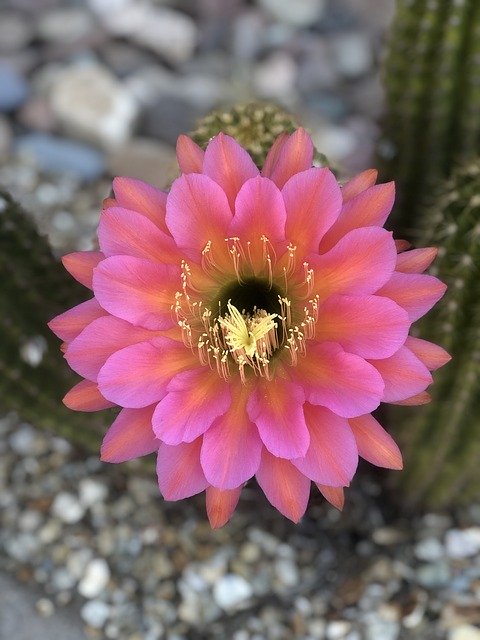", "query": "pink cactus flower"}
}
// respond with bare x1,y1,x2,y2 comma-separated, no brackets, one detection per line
49,129,450,527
